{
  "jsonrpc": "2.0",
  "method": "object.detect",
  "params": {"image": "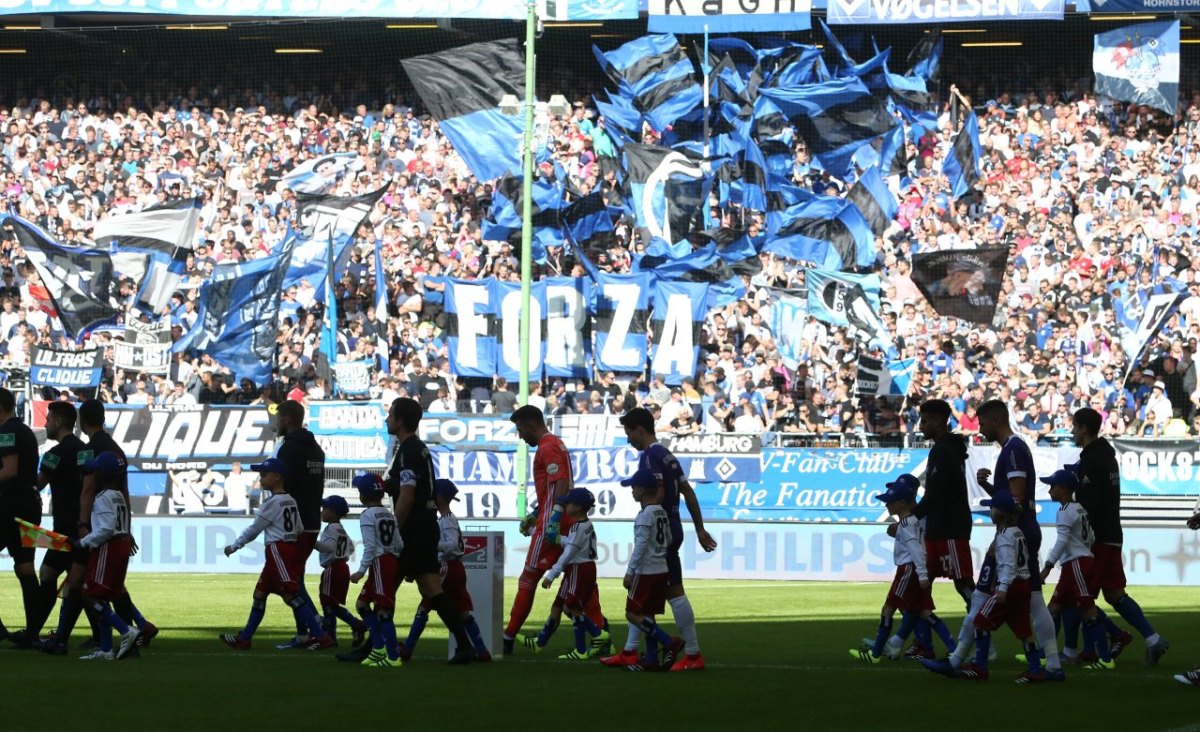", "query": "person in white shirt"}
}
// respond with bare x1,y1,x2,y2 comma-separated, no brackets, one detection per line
540,488,605,661
350,471,404,668
313,495,366,646
1038,470,1113,669
223,463,254,514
